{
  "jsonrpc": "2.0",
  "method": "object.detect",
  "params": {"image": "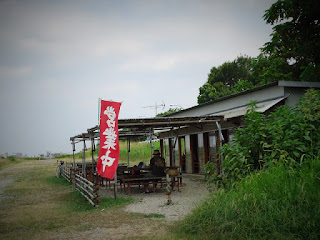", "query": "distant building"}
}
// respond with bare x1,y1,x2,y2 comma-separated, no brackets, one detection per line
51,153,61,158
11,153,23,158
